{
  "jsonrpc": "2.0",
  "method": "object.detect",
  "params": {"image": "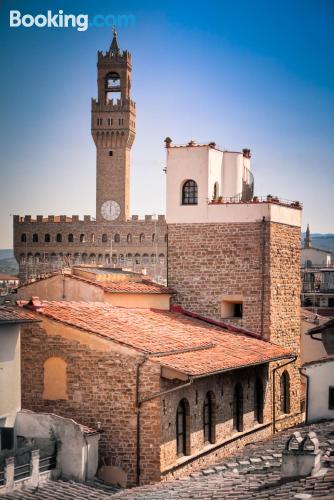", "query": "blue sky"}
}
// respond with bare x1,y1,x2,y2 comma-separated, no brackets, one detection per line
0,0,333,247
